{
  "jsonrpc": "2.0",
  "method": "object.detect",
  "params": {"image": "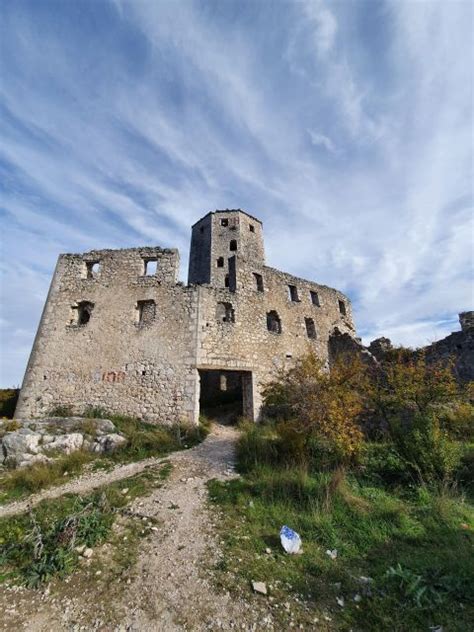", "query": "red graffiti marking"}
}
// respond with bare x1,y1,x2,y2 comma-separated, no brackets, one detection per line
102,371,126,383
